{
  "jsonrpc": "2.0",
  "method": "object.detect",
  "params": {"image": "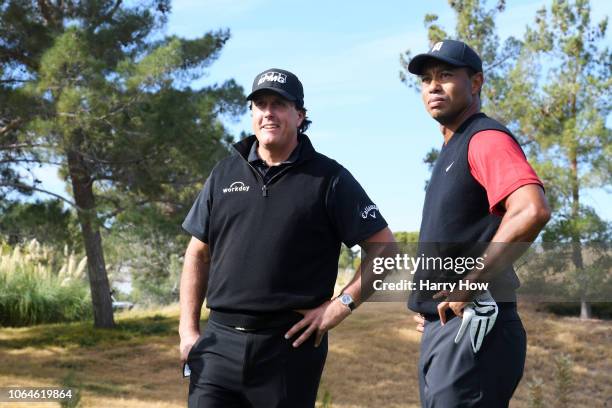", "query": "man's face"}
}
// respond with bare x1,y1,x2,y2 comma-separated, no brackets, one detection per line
251,92,304,148
419,62,482,125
